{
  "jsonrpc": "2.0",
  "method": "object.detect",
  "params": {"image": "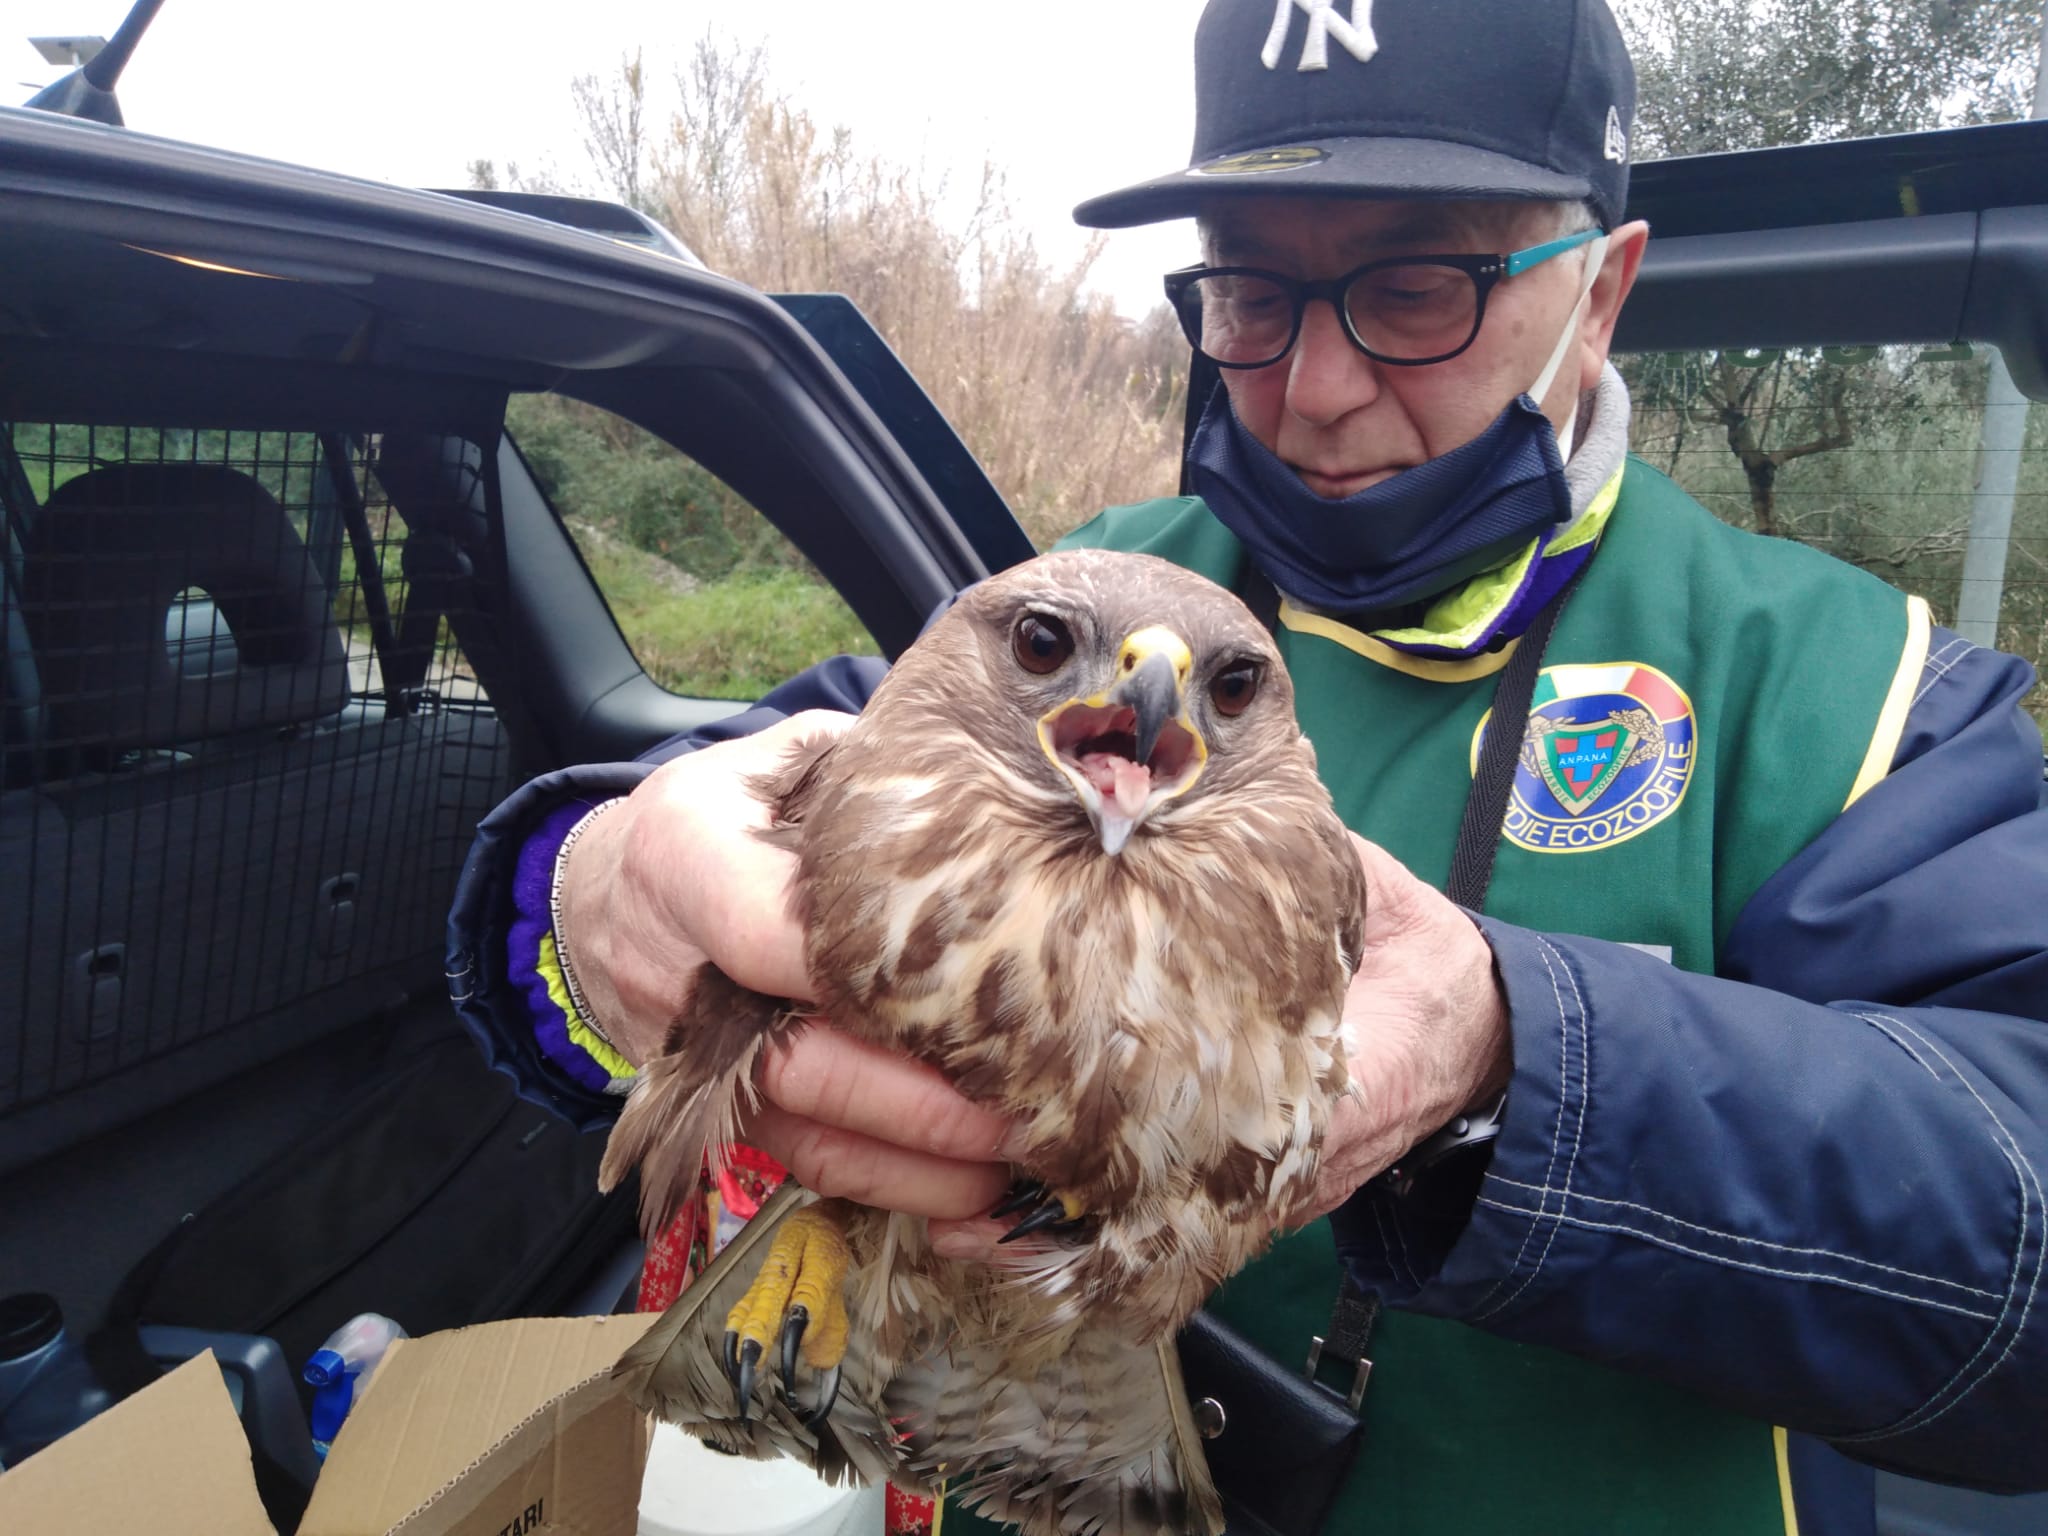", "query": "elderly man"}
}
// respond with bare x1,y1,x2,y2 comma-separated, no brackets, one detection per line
449,0,2048,1530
